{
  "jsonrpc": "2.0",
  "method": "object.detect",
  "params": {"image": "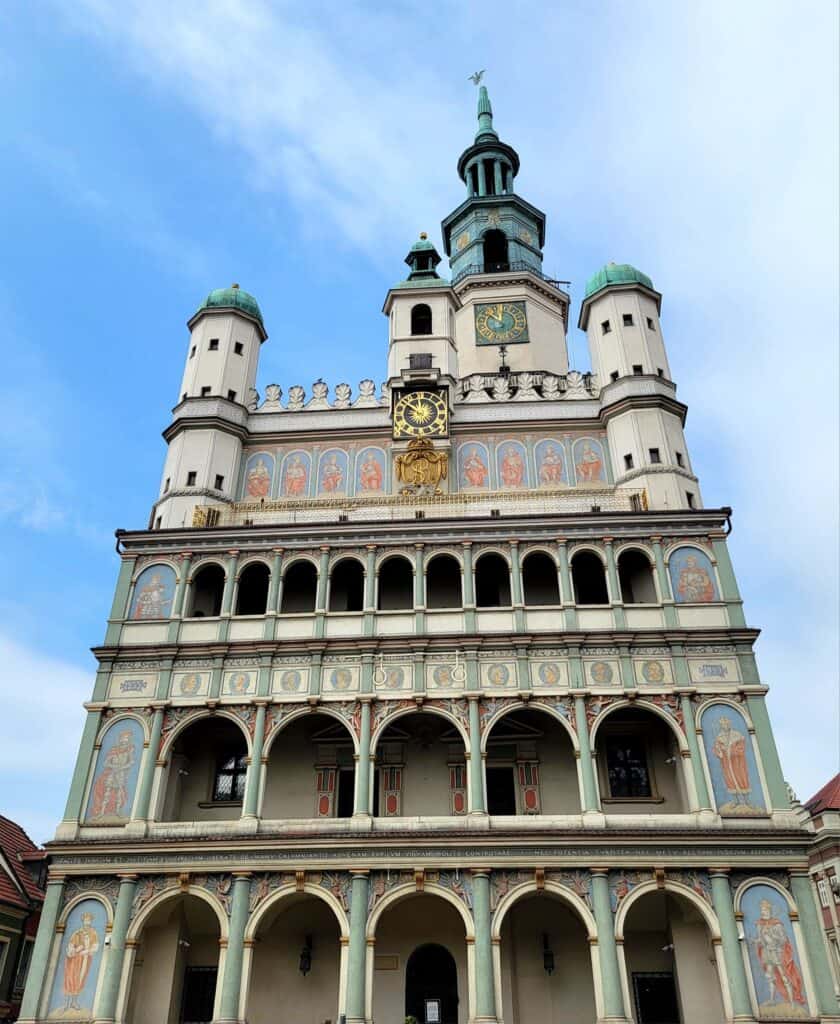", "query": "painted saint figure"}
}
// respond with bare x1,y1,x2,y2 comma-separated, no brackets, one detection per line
283,455,308,496
359,451,383,491
462,447,488,488
538,444,564,485
575,441,603,483
89,730,137,820
711,715,752,805
753,899,806,1010
245,457,271,498
500,445,525,487
131,573,170,620
676,554,716,603
320,455,344,493
60,912,100,1013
